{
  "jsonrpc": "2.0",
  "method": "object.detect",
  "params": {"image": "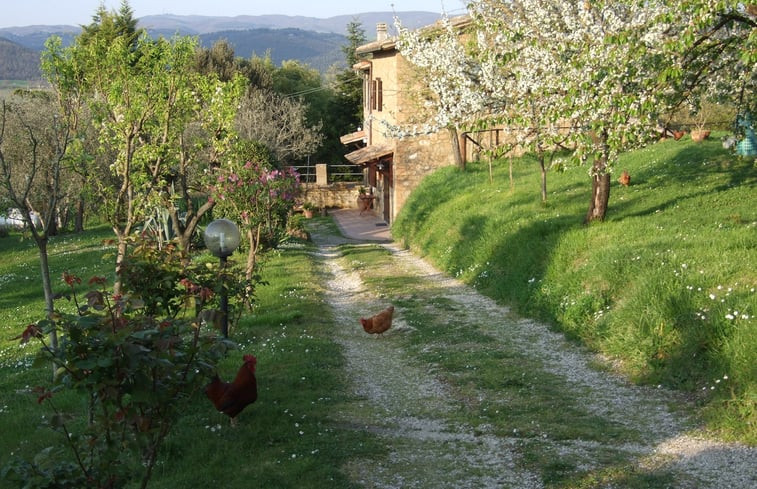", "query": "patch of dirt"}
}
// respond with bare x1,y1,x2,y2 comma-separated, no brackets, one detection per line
308,223,756,488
